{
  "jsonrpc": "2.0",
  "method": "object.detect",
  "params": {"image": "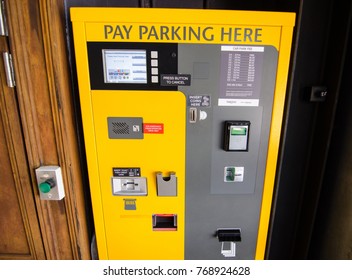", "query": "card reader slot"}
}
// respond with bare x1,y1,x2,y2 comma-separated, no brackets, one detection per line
112,177,147,196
